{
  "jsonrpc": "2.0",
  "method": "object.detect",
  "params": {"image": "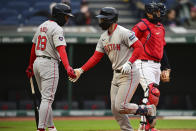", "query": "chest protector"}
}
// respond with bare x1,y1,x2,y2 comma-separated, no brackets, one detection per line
136,19,165,61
